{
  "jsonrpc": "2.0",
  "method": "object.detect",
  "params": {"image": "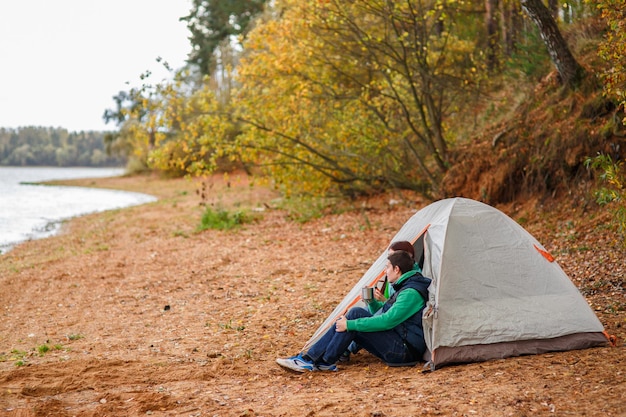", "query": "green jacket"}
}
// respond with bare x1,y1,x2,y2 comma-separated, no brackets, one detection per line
346,270,425,332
